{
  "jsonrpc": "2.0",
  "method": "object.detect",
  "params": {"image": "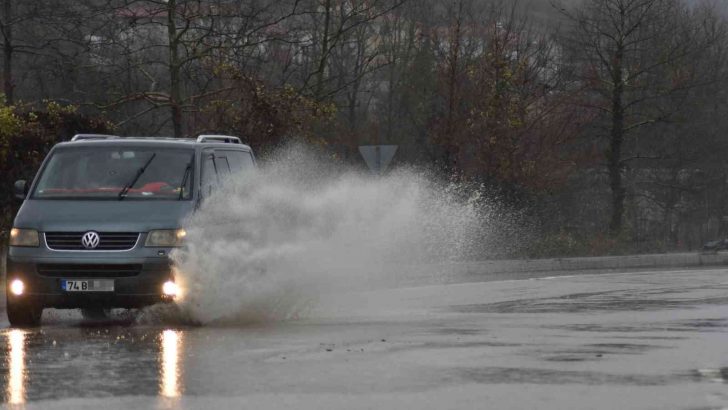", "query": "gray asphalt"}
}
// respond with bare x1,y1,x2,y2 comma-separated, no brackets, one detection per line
1,268,728,409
